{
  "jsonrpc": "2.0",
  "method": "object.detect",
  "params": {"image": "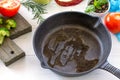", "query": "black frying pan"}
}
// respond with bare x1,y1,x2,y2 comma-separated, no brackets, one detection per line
33,11,120,78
